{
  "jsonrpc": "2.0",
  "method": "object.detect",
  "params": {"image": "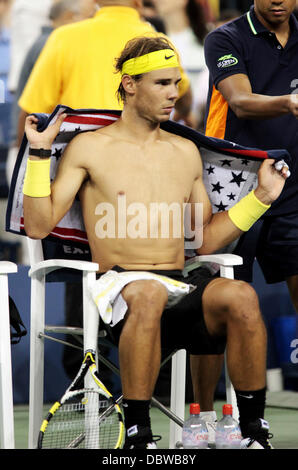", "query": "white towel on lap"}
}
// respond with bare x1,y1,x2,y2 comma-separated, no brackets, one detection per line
90,270,196,327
